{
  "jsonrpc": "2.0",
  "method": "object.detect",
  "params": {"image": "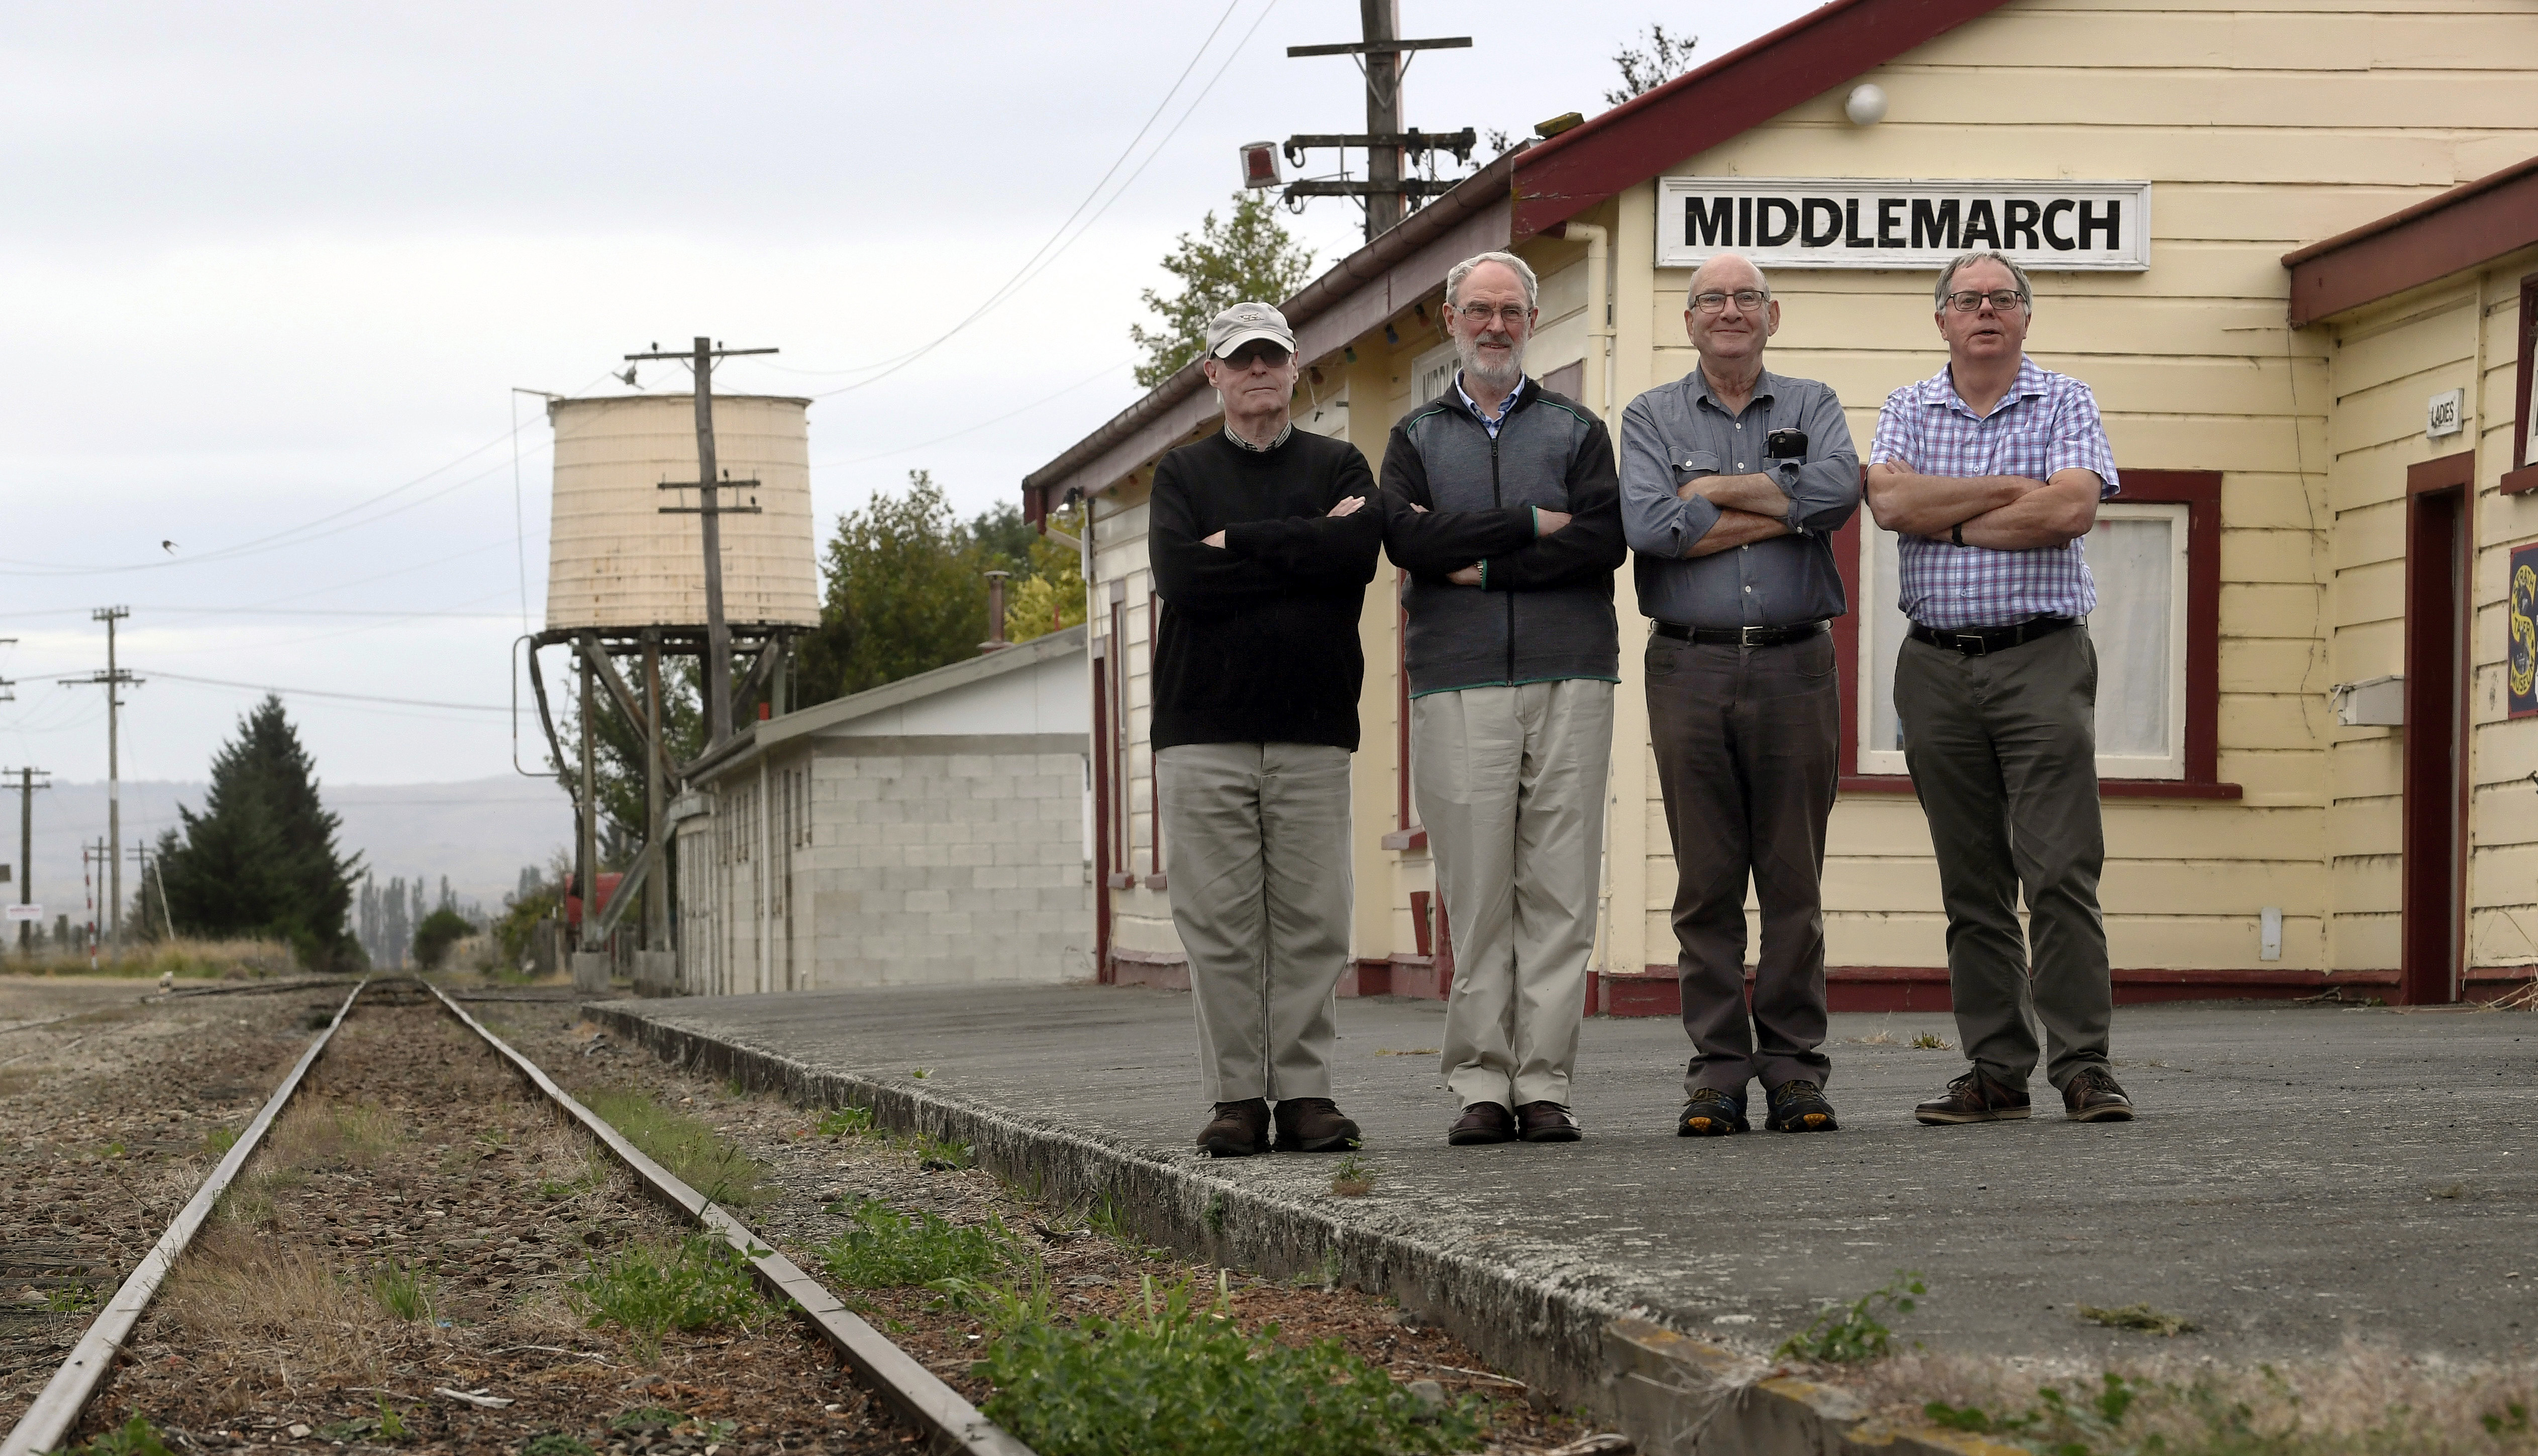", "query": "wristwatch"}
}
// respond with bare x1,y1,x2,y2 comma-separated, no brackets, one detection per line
1951,523,1966,547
